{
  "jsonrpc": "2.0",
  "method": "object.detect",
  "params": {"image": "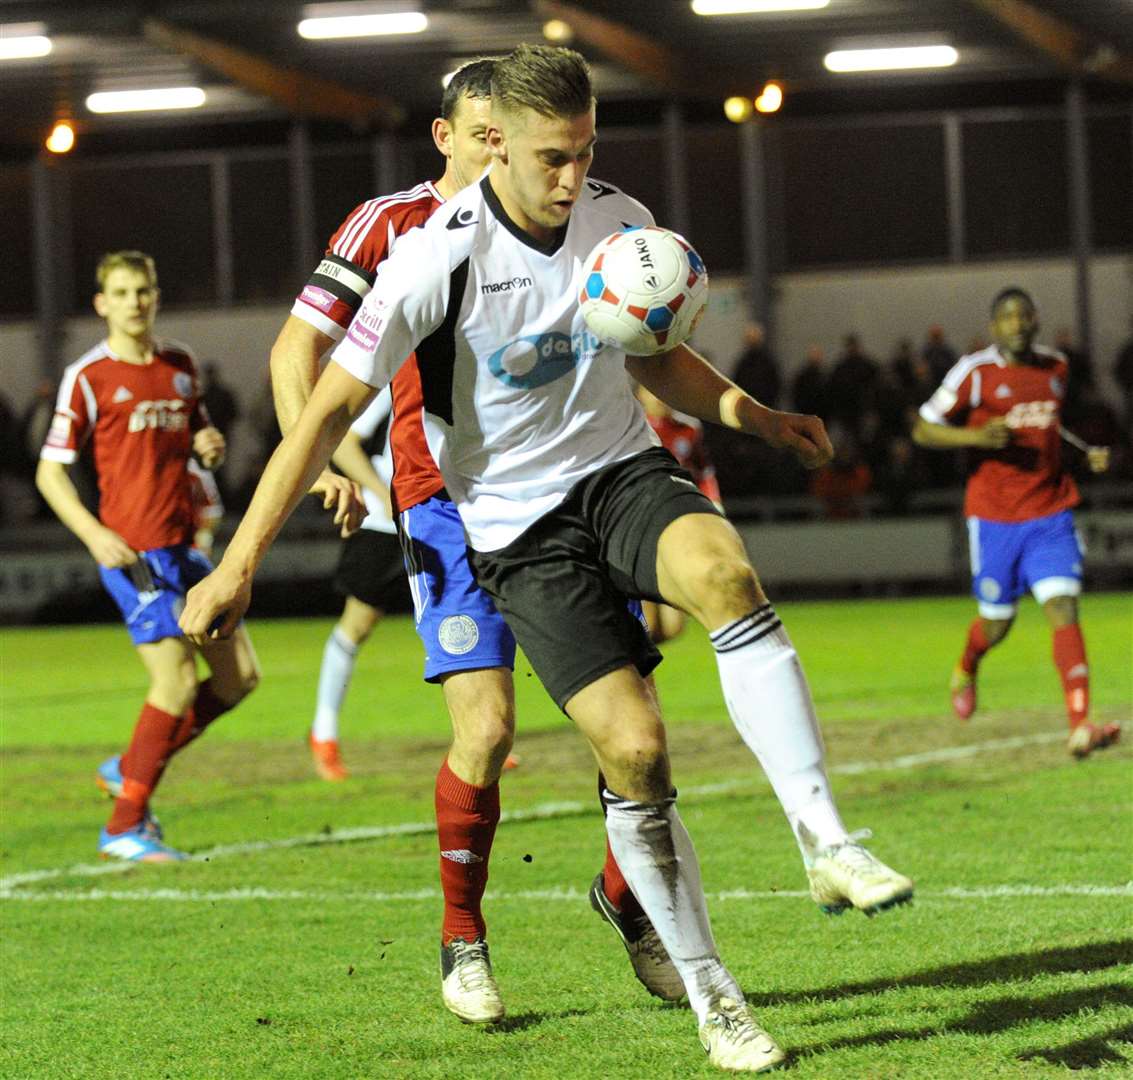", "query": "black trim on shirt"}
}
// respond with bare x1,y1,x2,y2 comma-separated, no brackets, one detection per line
415,258,469,426
480,176,567,257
